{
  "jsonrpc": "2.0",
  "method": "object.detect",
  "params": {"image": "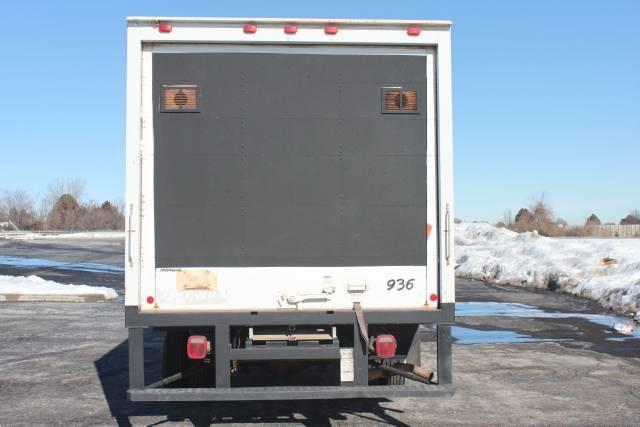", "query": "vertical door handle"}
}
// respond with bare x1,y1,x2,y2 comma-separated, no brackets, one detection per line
444,204,451,265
